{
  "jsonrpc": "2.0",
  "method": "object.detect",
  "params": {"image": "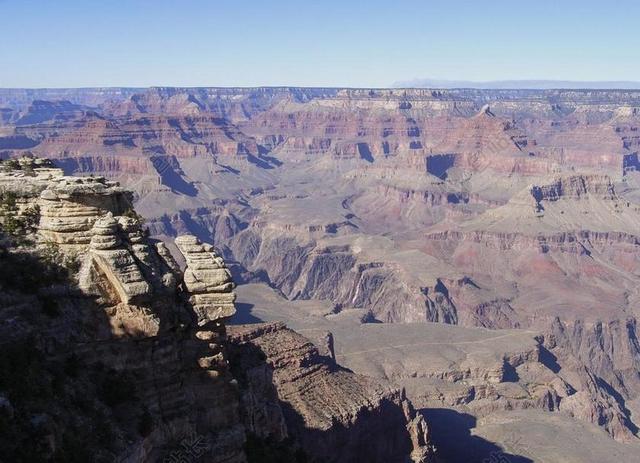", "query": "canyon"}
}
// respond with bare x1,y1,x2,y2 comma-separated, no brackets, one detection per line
2,87,640,462
0,160,432,462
